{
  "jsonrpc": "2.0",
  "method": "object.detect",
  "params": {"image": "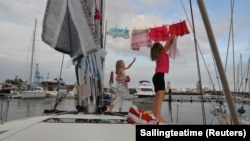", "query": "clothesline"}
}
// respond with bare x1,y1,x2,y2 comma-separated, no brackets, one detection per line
106,20,190,59
106,20,189,40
